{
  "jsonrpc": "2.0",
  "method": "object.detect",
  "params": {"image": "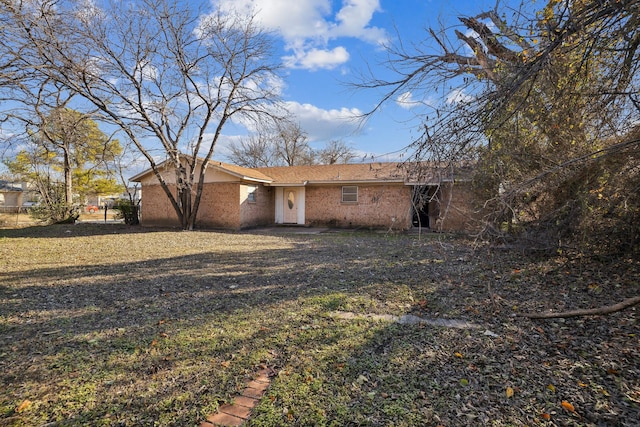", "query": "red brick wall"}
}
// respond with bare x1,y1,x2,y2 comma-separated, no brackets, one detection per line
140,182,274,229
304,184,412,230
240,185,274,228
140,184,180,227
140,183,241,228
434,181,482,232
140,180,479,232
196,183,241,229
